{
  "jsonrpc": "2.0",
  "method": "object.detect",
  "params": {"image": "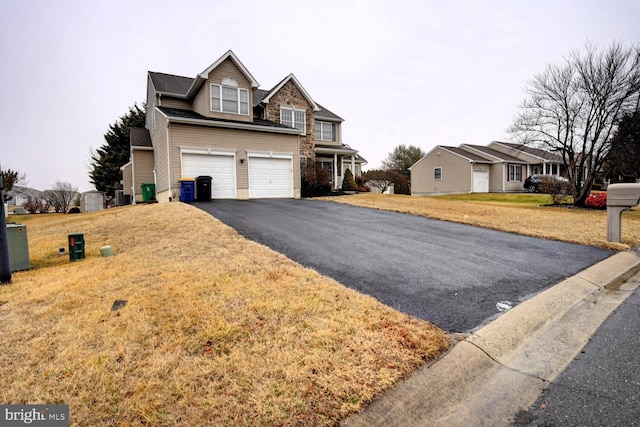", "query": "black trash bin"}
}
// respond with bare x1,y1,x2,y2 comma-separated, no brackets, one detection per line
195,176,212,202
